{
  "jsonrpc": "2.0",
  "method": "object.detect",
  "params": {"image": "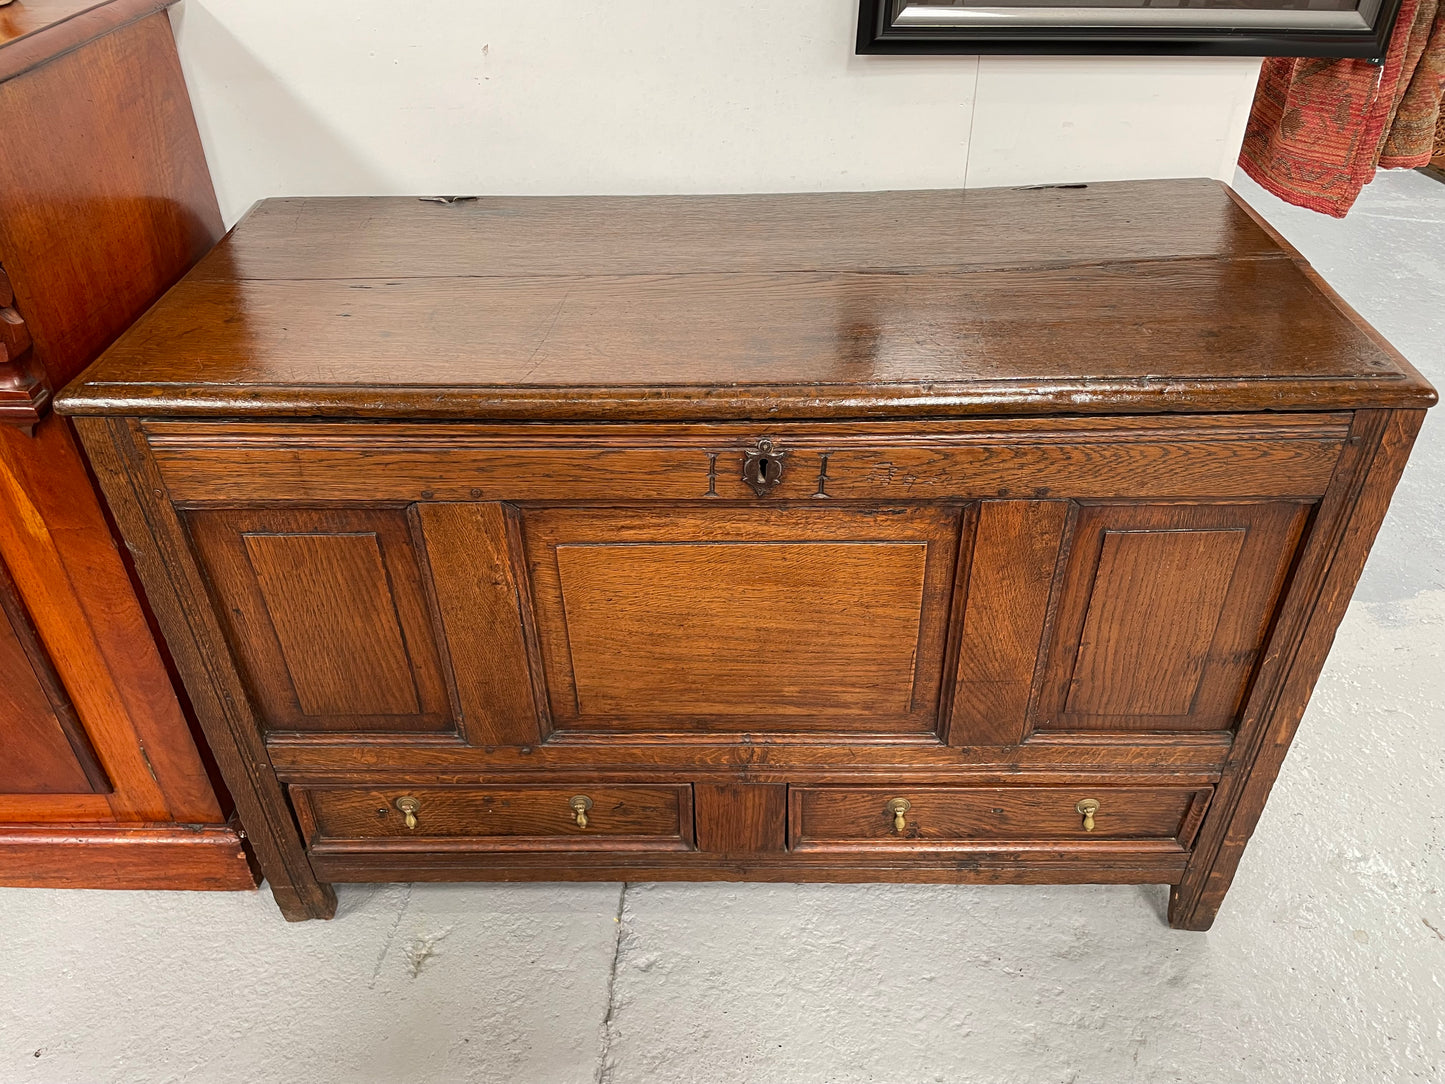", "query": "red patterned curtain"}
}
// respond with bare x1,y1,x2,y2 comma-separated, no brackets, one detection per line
1239,0,1445,216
